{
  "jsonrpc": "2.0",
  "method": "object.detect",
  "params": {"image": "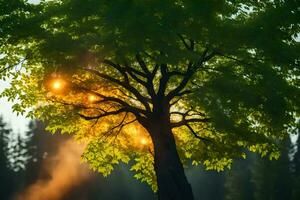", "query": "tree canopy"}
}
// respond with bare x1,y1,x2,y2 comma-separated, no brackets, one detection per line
1,0,299,192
